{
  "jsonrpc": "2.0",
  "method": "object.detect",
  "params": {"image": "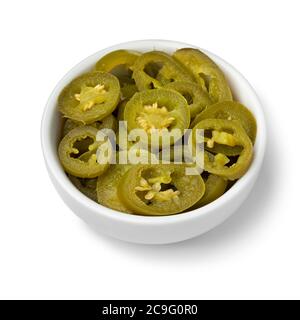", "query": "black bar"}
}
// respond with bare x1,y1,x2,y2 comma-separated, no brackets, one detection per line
0,300,290,319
